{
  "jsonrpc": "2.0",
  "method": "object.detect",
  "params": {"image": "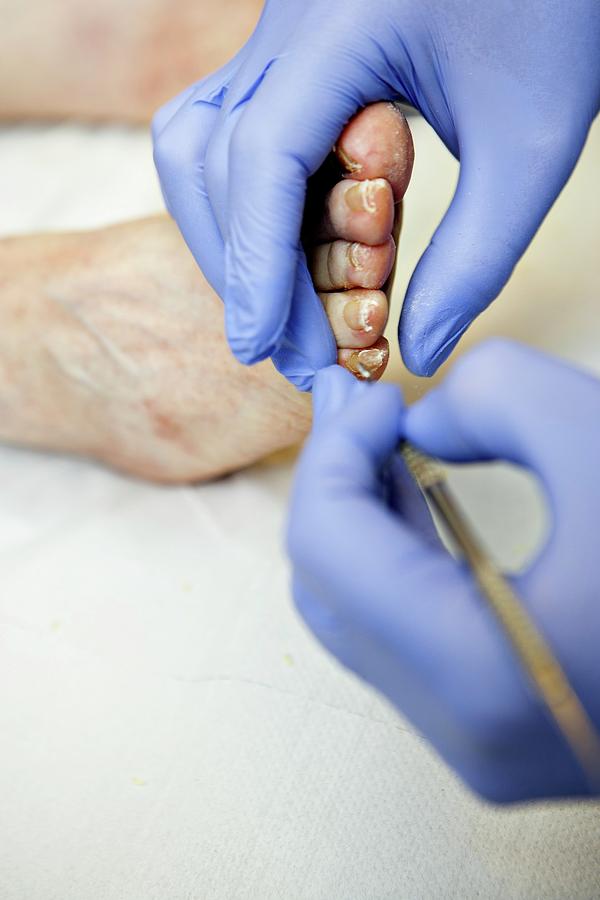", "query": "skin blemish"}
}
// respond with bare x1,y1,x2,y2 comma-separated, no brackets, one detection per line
143,399,183,442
